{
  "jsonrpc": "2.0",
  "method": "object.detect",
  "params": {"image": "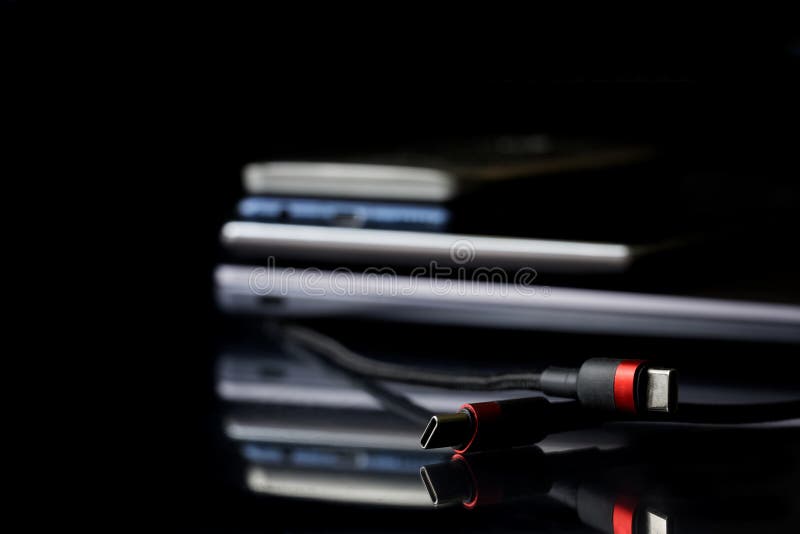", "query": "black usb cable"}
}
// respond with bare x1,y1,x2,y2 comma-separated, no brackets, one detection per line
284,324,800,453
